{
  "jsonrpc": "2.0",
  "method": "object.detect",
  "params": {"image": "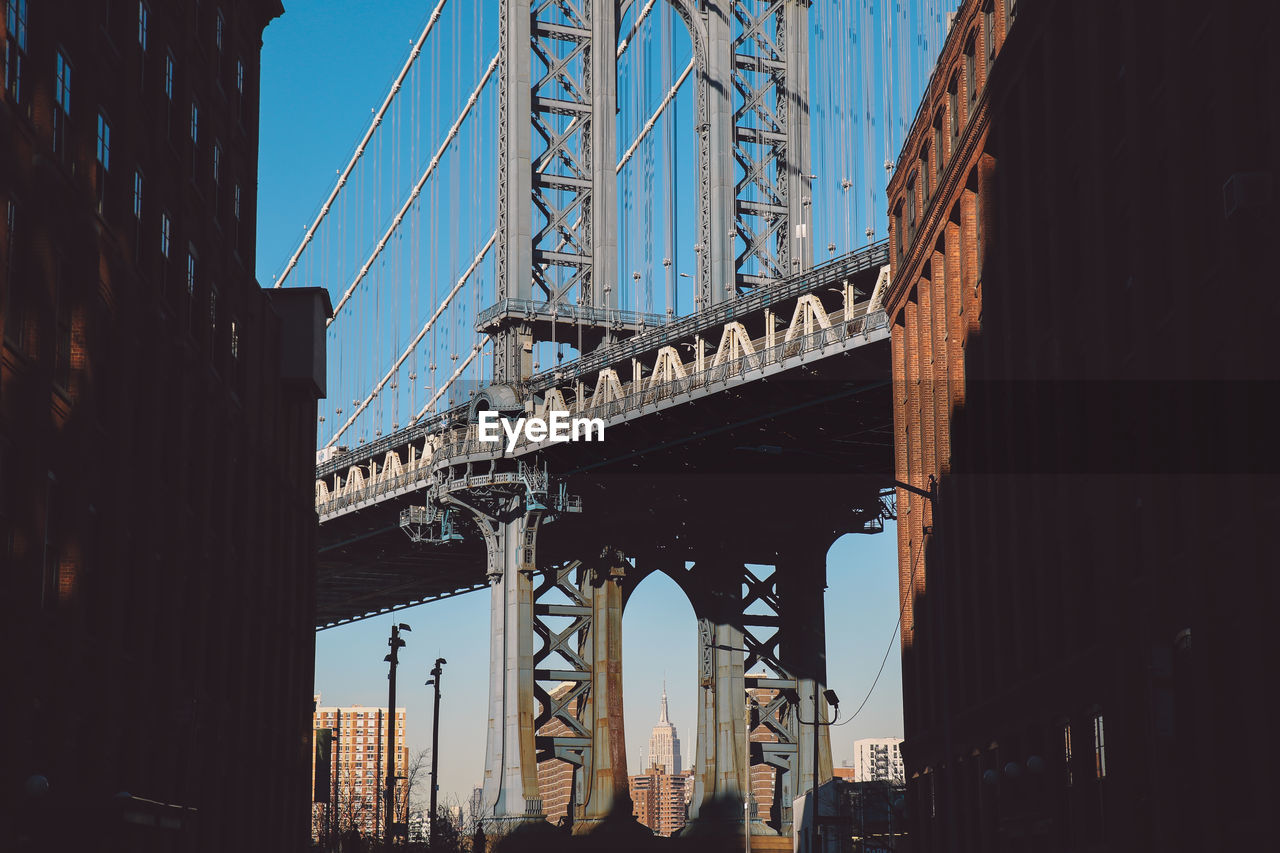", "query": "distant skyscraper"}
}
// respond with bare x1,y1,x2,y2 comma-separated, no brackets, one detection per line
852,738,905,785
647,685,682,774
